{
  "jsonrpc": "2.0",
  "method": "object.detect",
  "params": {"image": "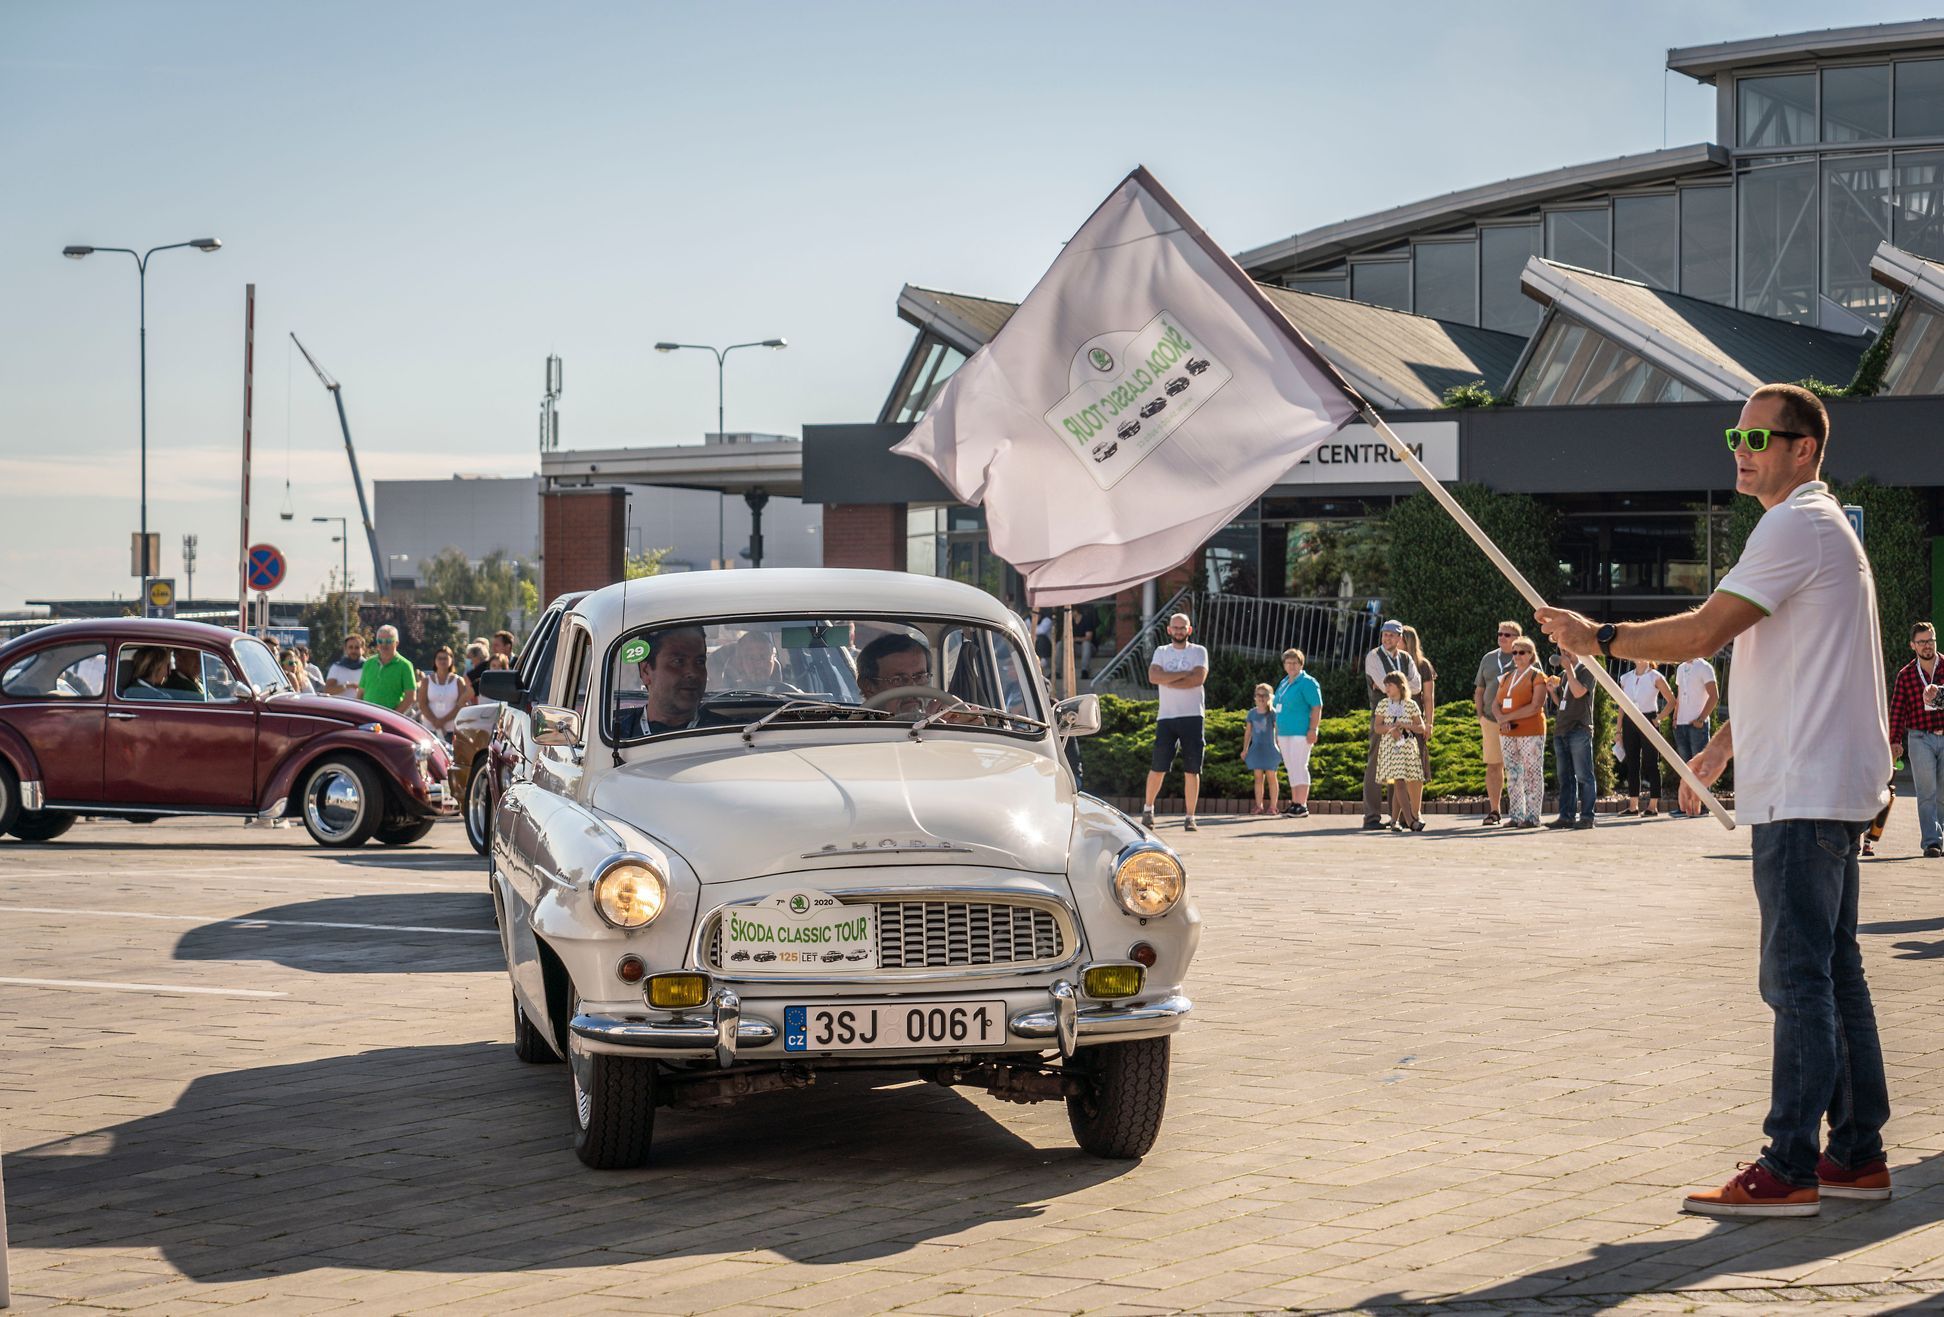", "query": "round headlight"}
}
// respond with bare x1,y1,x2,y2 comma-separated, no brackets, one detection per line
1113,847,1185,918
594,861,666,929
